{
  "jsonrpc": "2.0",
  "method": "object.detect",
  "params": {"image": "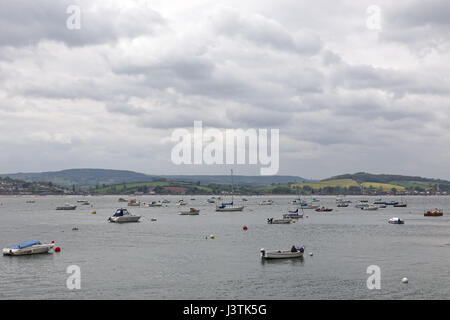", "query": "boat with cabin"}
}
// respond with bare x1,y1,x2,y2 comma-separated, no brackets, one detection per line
3,240,55,256
108,208,141,223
